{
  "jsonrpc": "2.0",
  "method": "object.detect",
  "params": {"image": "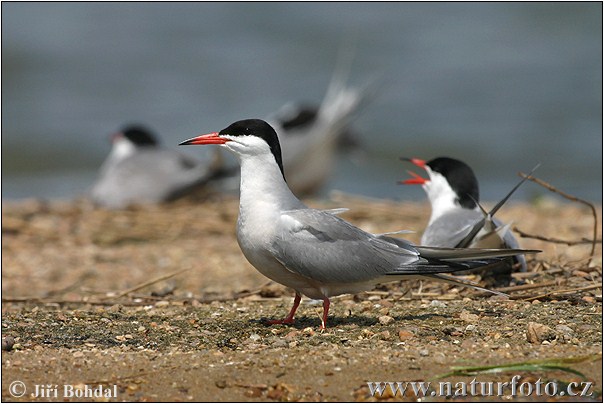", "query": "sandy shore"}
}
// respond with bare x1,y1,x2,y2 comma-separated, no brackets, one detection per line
2,194,602,401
